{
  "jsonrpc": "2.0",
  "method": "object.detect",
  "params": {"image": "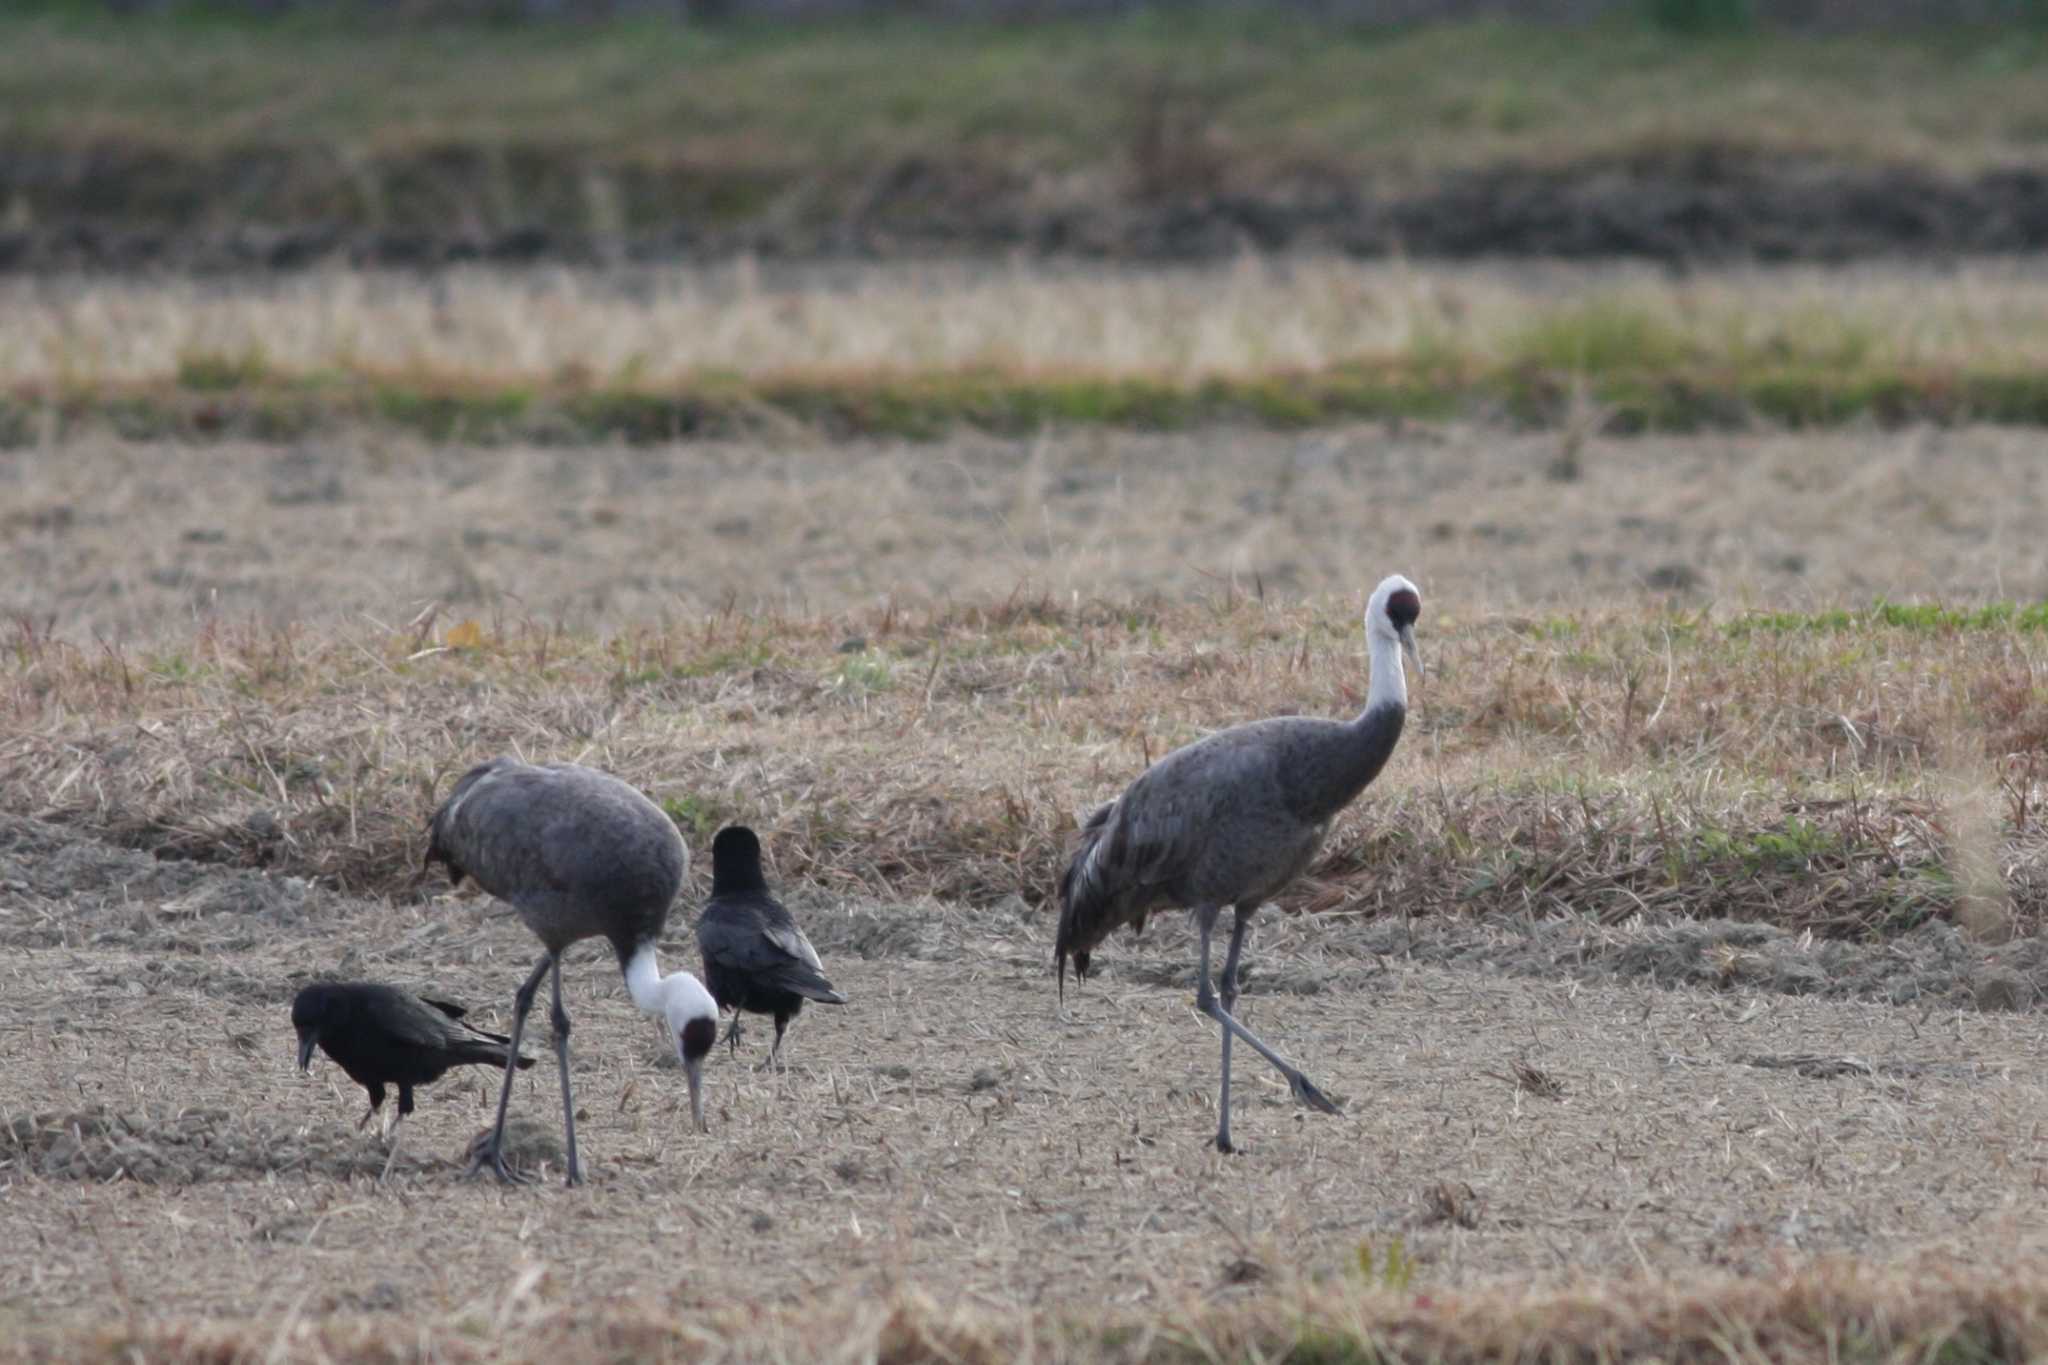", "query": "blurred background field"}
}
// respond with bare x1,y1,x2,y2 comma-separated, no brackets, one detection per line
7,4,2048,1364
6,2,2048,269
